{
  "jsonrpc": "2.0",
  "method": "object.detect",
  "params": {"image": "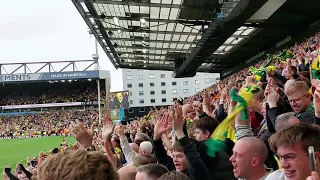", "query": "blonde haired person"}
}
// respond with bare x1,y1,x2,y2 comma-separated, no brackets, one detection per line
33,149,118,180
265,124,320,180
